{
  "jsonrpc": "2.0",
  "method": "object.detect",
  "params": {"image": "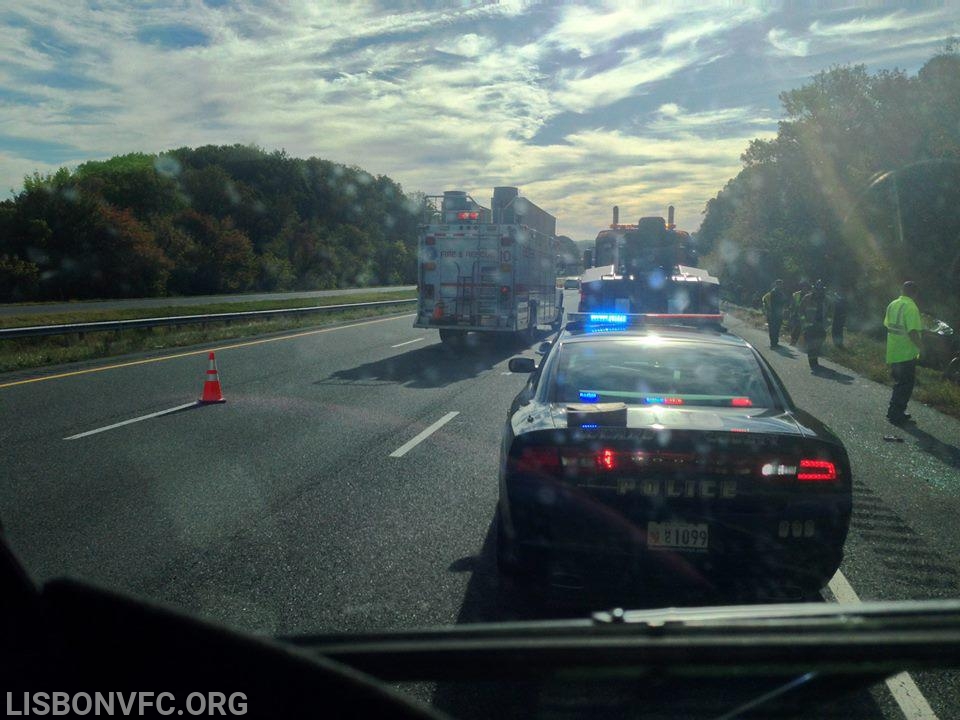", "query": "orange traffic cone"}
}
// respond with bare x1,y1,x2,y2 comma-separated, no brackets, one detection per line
199,351,226,404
